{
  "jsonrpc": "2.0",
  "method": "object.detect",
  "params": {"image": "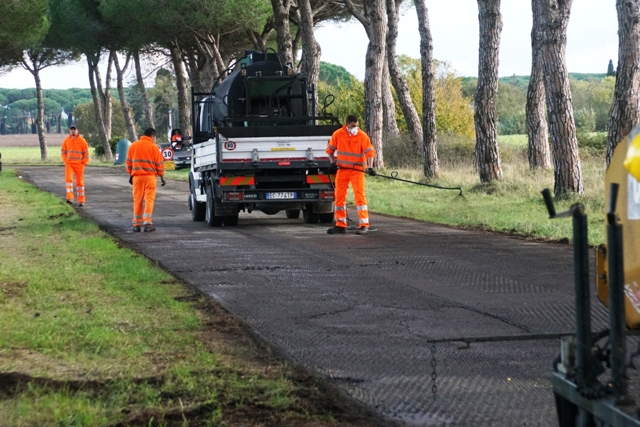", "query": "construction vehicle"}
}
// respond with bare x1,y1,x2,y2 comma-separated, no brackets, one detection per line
546,125,640,426
187,50,341,226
